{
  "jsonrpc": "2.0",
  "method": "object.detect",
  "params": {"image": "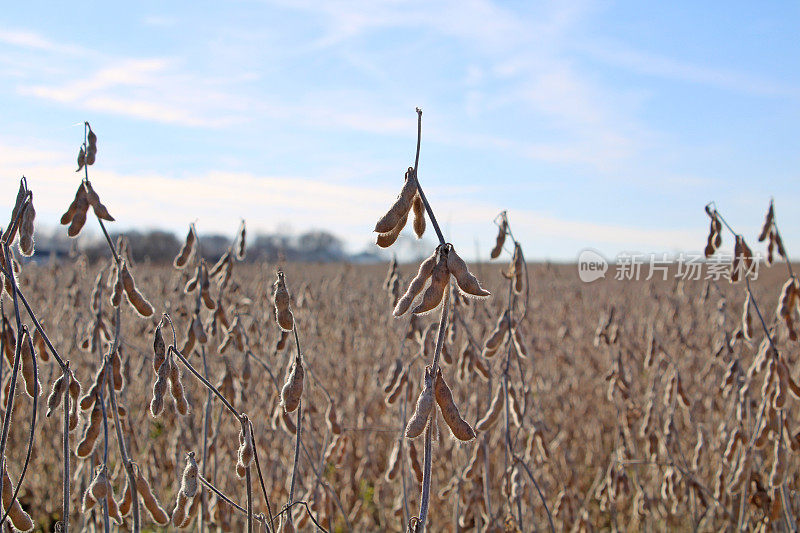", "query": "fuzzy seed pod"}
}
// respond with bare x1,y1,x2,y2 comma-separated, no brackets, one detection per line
281,357,304,413
76,146,86,172
150,358,170,417
192,314,207,344
84,180,114,221
111,348,124,391
484,311,510,353
384,440,401,481
383,358,403,394
2,463,34,532
376,212,409,248
385,369,408,405
20,330,39,399
61,183,88,225
447,246,490,299
490,220,507,259
110,265,123,308
464,444,484,479
32,327,48,362
172,491,190,527
76,402,102,458
374,168,418,234
67,196,90,237
512,243,524,294
758,202,774,242
174,225,196,269
393,251,437,316
118,475,133,516
153,325,166,373
475,383,504,431
274,272,294,332
326,402,342,435
408,440,423,484
236,418,254,478
169,360,190,415
136,468,170,525
46,371,67,417
89,468,109,500
433,368,475,441
120,262,154,317
412,252,449,315
236,220,246,260
411,193,425,238
18,201,35,257
180,452,199,497
405,366,435,438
